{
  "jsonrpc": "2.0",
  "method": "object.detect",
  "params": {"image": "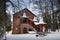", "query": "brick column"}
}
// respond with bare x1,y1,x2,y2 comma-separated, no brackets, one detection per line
27,19,28,24
26,18,27,24
40,25,42,32
30,21,31,25
36,26,38,32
